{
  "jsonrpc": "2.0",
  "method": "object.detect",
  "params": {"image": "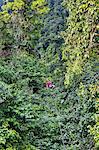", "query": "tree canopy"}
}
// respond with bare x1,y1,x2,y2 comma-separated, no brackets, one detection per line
0,0,98,149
